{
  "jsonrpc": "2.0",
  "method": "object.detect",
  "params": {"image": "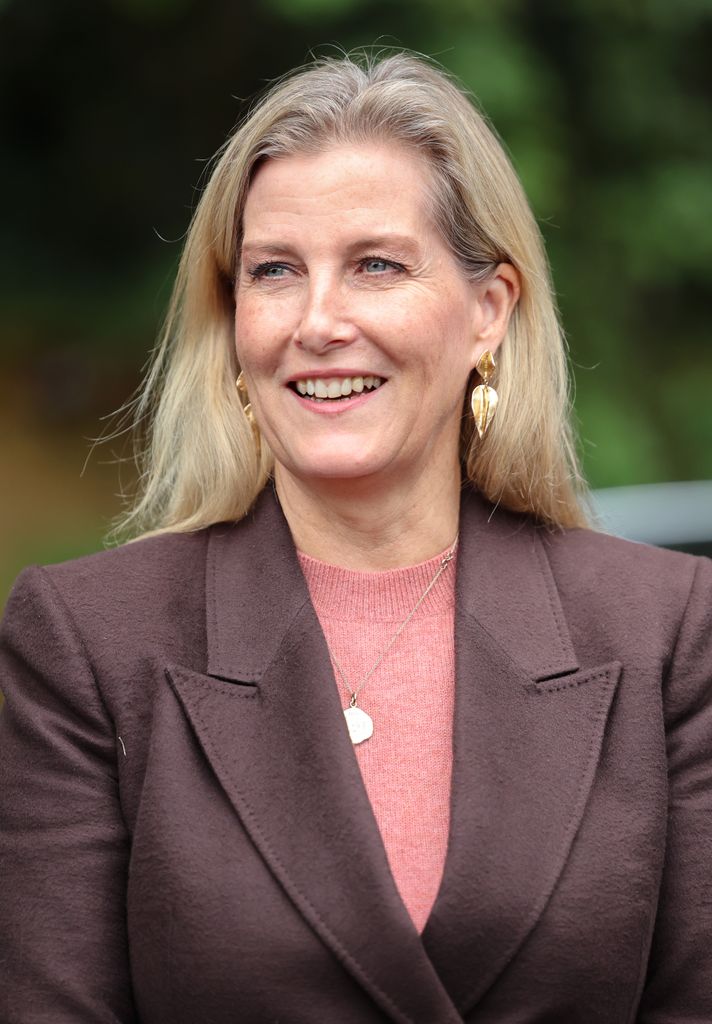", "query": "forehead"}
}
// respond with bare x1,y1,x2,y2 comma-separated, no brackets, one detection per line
241,143,437,239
